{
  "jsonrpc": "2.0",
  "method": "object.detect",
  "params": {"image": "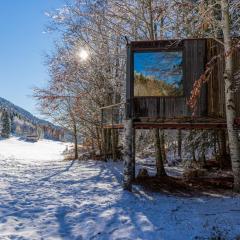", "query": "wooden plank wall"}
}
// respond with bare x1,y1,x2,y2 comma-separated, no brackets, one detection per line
233,43,240,117
207,39,225,117
126,45,132,102
132,96,189,119
128,38,240,120
130,39,207,119
207,39,240,118
183,39,207,117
